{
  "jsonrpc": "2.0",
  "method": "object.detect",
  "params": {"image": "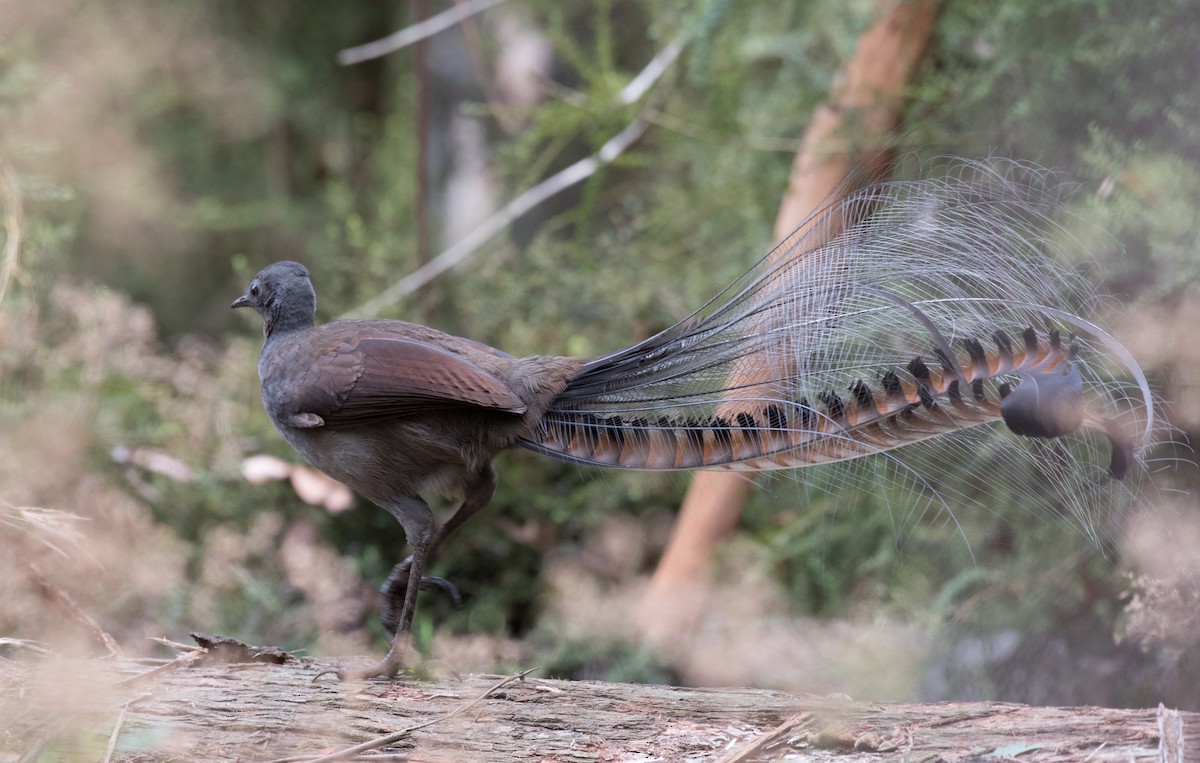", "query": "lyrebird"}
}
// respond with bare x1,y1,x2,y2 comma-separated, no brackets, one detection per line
233,160,1153,680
